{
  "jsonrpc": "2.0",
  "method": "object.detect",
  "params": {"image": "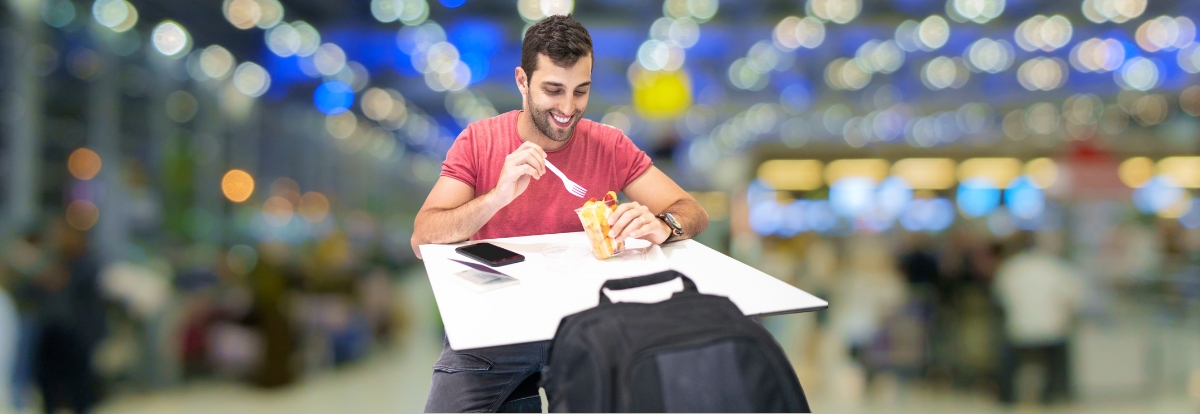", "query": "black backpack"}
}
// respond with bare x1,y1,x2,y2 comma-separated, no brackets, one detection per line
541,270,811,412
